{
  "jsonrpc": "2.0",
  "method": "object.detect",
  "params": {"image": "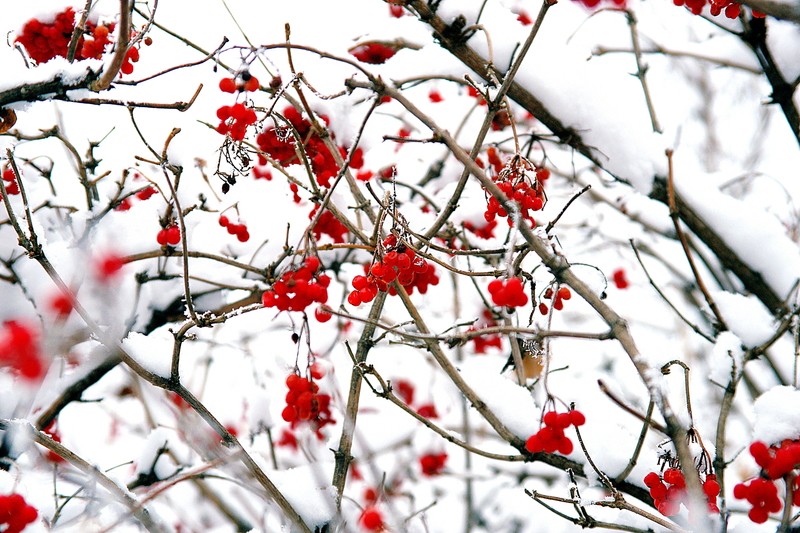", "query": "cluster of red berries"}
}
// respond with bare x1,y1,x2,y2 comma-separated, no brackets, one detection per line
347,235,439,306
488,277,528,308
573,0,626,9
0,493,38,533
2,169,20,195
120,44,141,76
734,477,784,523
349,42,398,64
219,74,260,94
16,8,106,63
673,0,764,17
16,8,149,75
218,215,250,242
216,102,258,142
309,205,349,243
262,256,330,313
419,452,448,476
156,224,181,246
732,439,800,523
254,106,364,188
0,320,44,381
115,185,157,211
281,372,334,438
390,378,439,419
525,410,585,455
468,309,503,354
463,218,498,240
643,468,720,517
483,151,547,227
538,286,572,314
